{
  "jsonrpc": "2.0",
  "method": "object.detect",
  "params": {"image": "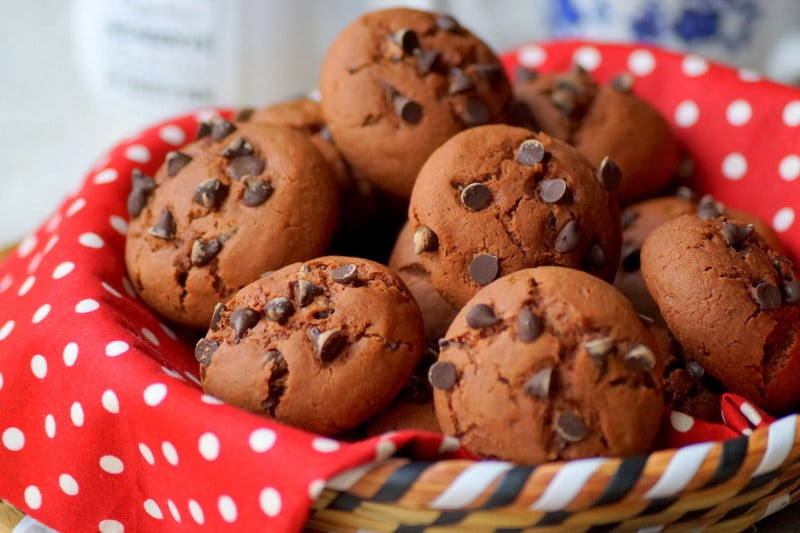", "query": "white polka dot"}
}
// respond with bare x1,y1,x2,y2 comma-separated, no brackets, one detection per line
308,479,326,500
162,441,179,465
259,487,282,517
196,433,219,461
681,55,709,77
31,354,47,378
201,394,224,405
24,486,41,510
438,436,461,454
311,437,340,453
671,411,695,432
123,277,137,298
32,304,51,324
674,100,700,128
100,455,125,474
161,366,184,381
144,499,163,520
110,215,128,235
249,428,277,453
45,414,56,438
218,495,237,523
142,328,160,346
167,499,181,523
779,155,800,181
188,499,205,525
784,101,800,127
102,389,120,413
195,109,220,122
53,261,75,279
102,282,122,298
184,371,201,387
773,207,795,232
628,49,656,76
63,342,79,367
375,439,397,461
517,44,546,68
98,519,124,533
94,168,118,185
75,299,100,314
43,235,59,254
17,234,37,258
27,252,43,274
79,232,104,249
0,273,12,293
726,99,752,126
160,322,177,340
0,320,15,341
106,340,129,357
573,45,601,71
3,427,25,450
45,212,62,233
722,153,748,180
738,68,762,82
71,402,85,427
125,144,151,163
59,473,79,495
18,276,35,296
144,383,168,406
139,443,155,465
159,125,186,146
66,198,86,217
